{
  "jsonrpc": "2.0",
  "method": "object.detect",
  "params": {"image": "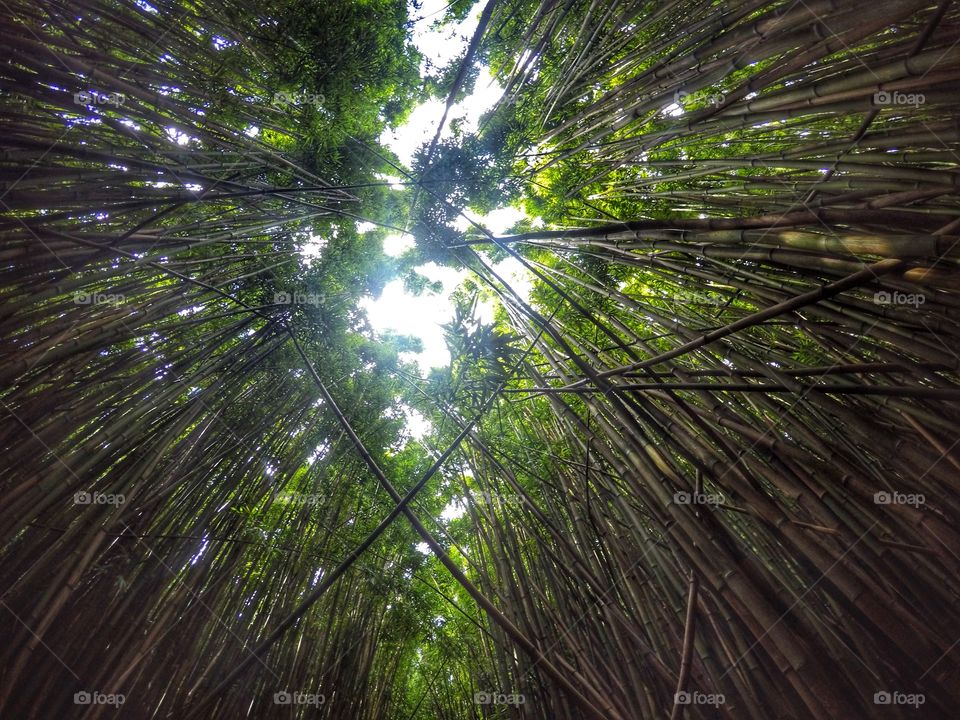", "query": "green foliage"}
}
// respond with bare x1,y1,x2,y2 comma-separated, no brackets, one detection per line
5,0,960,718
